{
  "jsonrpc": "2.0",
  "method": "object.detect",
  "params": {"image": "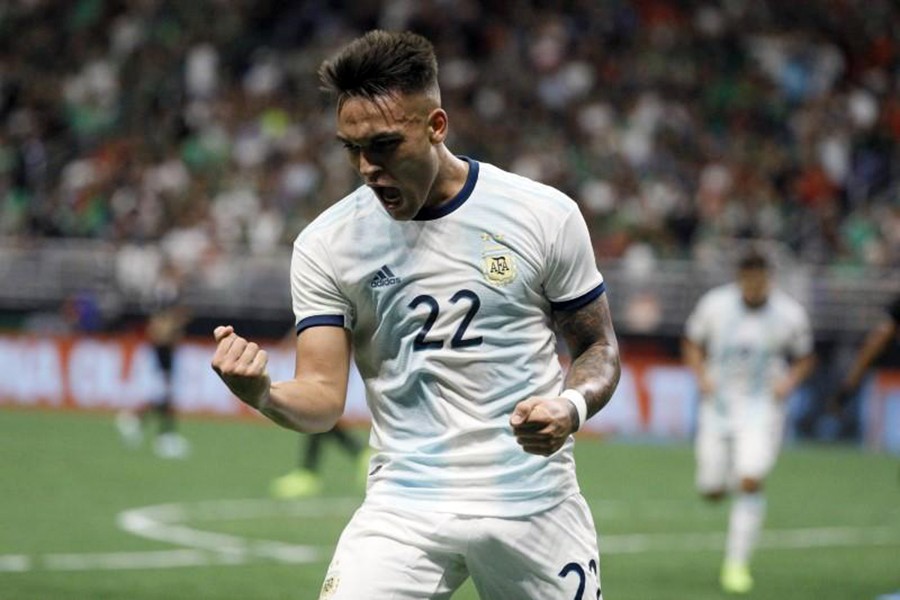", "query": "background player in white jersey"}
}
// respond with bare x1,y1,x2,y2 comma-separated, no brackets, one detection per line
211,30,621,599
682,249,815,594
